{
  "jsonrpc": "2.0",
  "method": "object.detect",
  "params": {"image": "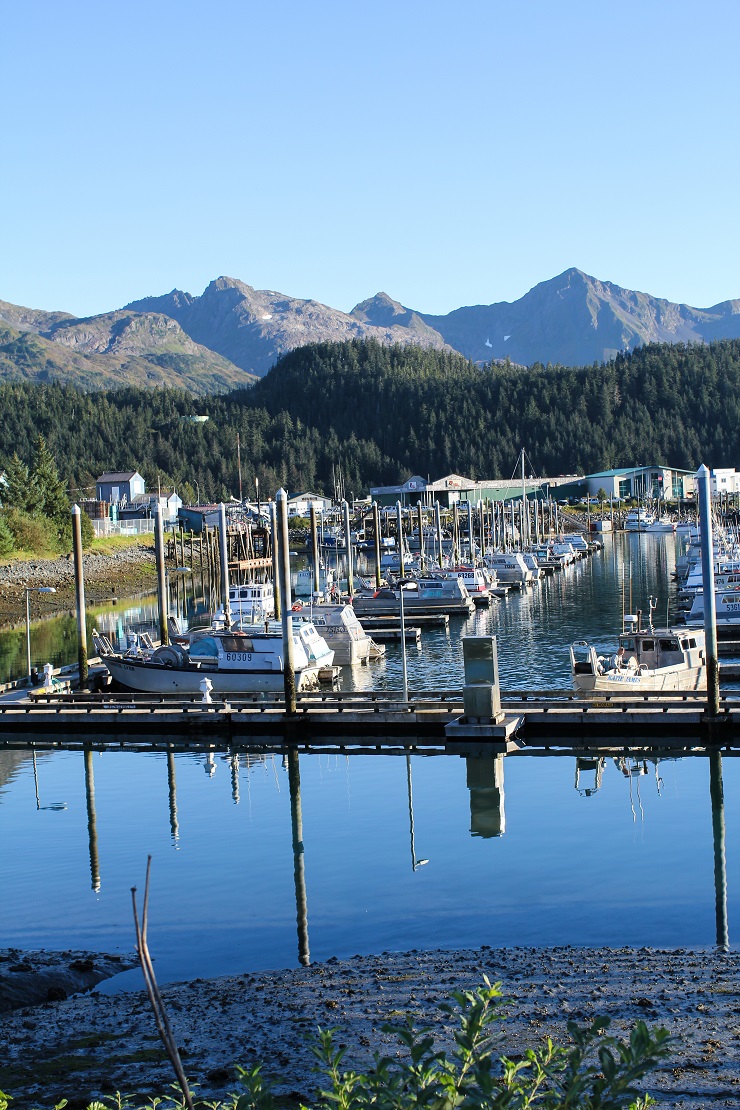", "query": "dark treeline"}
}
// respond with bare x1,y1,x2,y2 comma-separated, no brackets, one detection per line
1,338,739,499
